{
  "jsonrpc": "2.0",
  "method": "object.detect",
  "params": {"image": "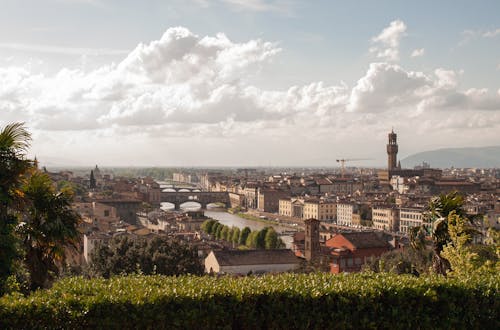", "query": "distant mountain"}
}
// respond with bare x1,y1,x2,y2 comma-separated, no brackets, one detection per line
401,146,500,169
